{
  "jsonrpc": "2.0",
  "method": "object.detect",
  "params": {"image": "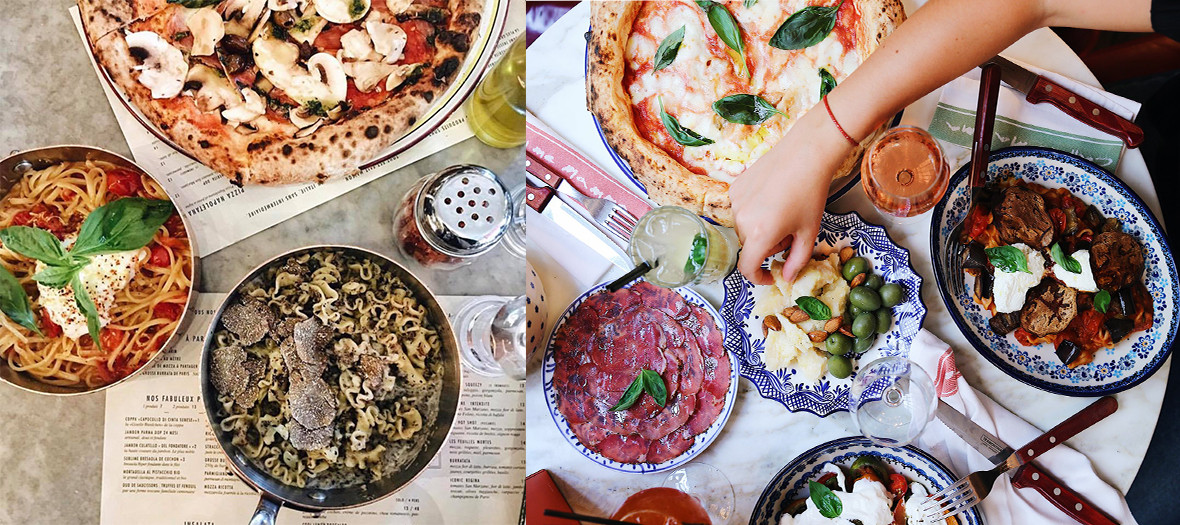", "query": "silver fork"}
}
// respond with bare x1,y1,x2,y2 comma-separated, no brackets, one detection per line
917,396,1118,522
524,154,638,241
943,62,1002,295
